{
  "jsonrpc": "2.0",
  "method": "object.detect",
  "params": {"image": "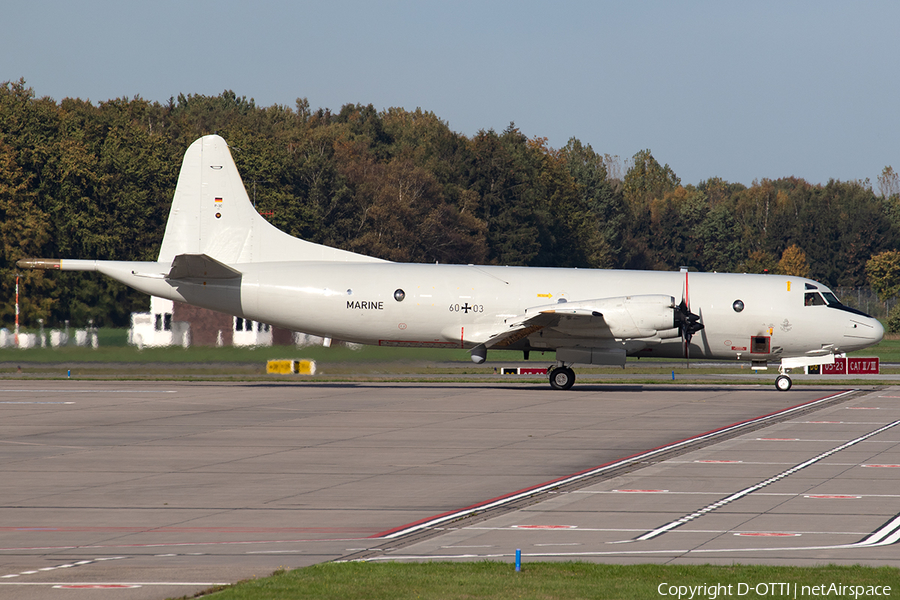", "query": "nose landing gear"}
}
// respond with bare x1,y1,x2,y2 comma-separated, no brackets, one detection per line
775,374,793,391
